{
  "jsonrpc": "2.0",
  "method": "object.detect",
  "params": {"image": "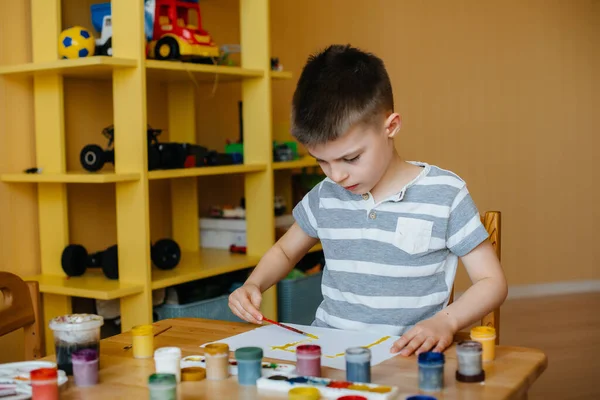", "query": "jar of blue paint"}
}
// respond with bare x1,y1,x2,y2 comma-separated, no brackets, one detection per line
345,346,371,383
235,347,263,386
418,352,444,392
